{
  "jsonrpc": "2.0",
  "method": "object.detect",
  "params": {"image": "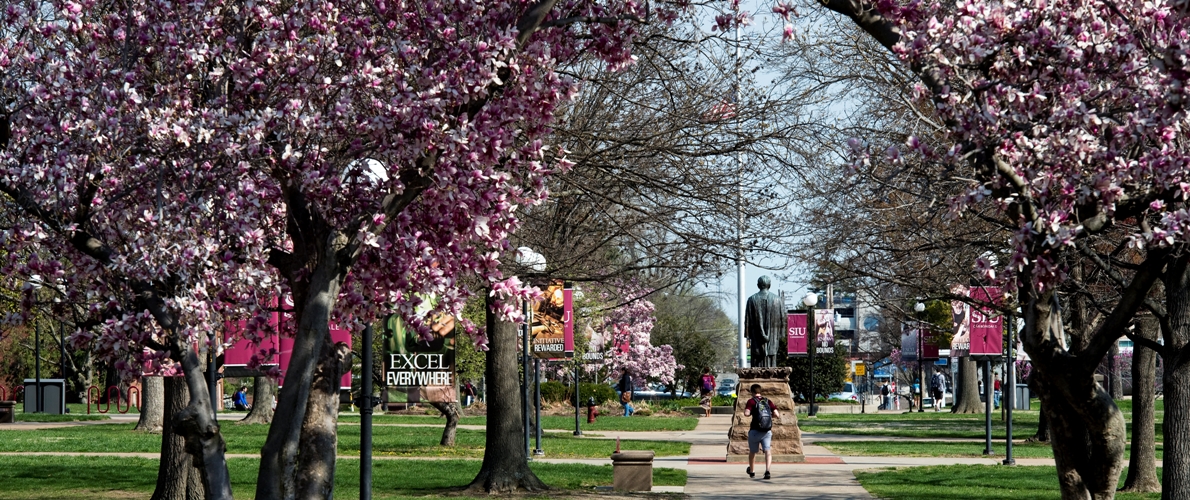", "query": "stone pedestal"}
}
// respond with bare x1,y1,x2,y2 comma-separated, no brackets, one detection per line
611,450,654,491
727,367,804,462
